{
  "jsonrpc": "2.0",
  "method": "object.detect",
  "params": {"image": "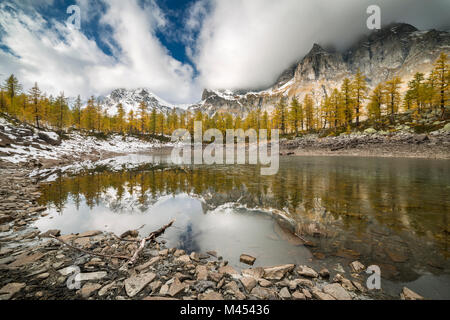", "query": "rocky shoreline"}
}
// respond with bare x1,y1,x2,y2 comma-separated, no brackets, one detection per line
280,128,450,159
0,162,426,301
